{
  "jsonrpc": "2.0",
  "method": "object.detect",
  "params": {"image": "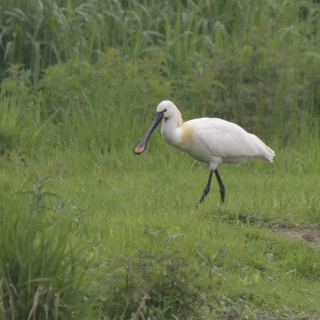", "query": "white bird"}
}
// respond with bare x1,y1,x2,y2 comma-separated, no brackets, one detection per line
135,100,275,205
